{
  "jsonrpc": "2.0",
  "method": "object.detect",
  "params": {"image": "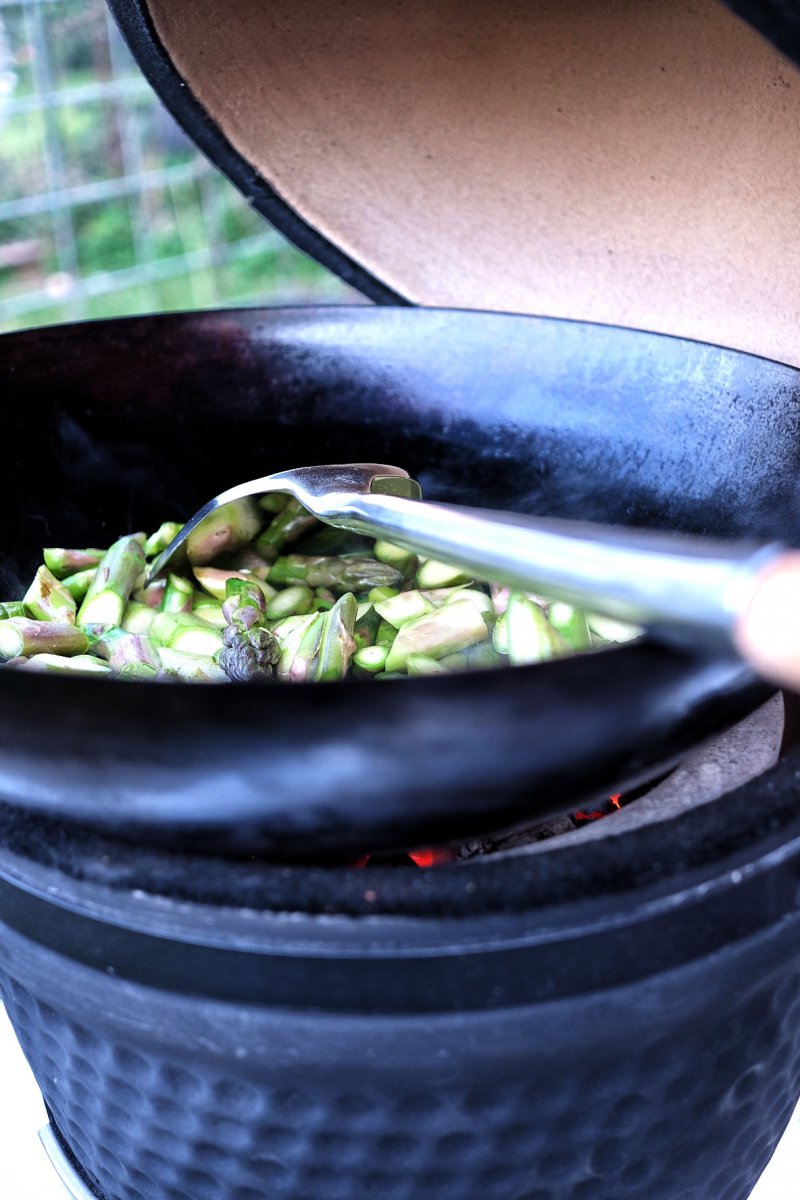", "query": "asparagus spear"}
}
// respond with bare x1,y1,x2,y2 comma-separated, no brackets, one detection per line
0,618,89,660
120,601,157,635
256,496,319,559
43,547,105,578
586,613,641,643
314,592,358,682
191,598,227,629
77,536,146,630
132,579,167,608
265,584,314,620
97,632,162,680
373,590,435,628
269,554,403,594
60,568,98,602
215,545,273,580
157,648,228,683
18,653,111,675
311,586,337,611
0,601,25,620
159,573,194,613
373,539,419,576
258,493,289,514
275,611,324,681
144,522,183,558
406,653,449,676
150,611,224,657
24,565,77,624
193,566,276,602
504,592,567,664
439,639,506,671
353,603,381,649
353,645,388,674
375,619,398,649
415,558,472,588
185,498,262,565
384,599,490,672
548,601,592,651
218,580,280,682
